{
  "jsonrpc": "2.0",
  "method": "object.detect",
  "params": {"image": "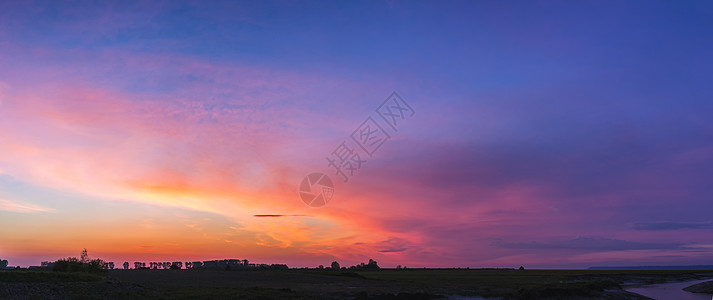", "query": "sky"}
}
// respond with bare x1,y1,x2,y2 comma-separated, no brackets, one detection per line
1,0,713,269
